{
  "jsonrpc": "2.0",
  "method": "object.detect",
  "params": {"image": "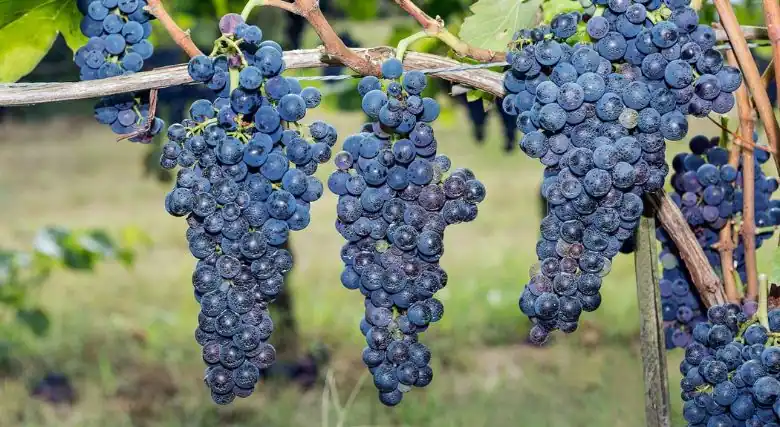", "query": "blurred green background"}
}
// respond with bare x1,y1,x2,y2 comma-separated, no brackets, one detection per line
0,0,777,426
